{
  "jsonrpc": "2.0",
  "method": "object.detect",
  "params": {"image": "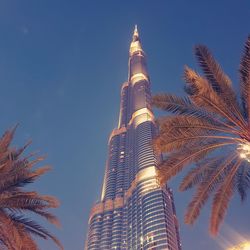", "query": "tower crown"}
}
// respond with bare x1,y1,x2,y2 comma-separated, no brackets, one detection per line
132,25,139,42
129,25,143,55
